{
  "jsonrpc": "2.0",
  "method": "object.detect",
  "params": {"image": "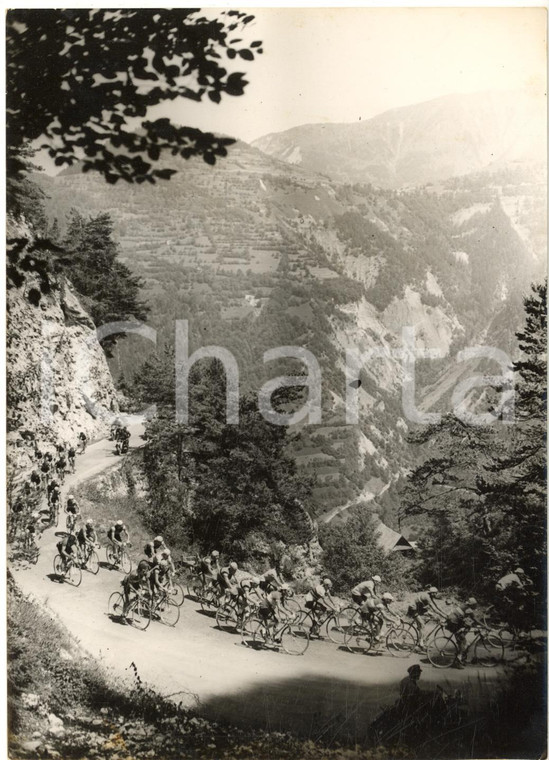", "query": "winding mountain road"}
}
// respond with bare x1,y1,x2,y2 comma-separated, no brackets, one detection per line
13,427,502,745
